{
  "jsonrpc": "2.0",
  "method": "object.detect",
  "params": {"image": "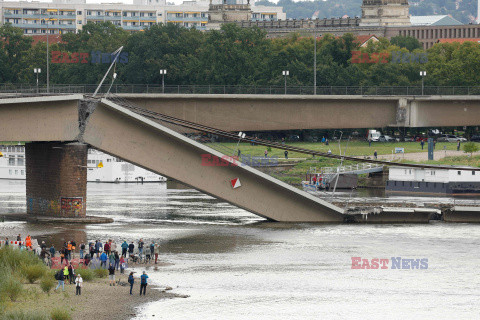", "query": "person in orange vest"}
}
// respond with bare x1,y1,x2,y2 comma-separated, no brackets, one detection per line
67,242,73,260
25,235,32,248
